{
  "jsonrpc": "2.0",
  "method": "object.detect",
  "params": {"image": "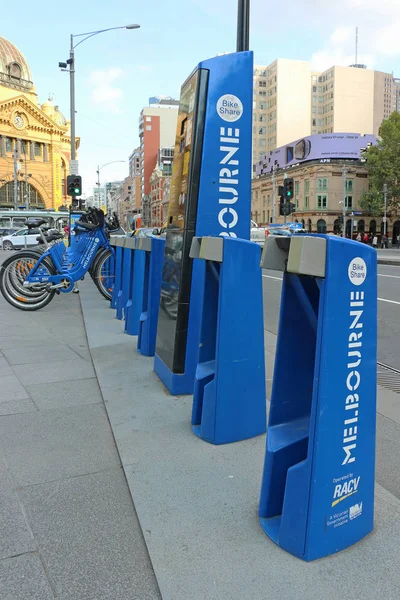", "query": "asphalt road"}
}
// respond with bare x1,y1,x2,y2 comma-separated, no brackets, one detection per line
262,263,400,370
